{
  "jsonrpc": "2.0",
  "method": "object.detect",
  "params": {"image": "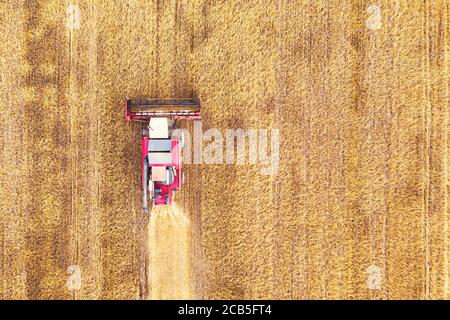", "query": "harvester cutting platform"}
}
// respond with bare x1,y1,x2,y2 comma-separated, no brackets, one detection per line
125,98,201,212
